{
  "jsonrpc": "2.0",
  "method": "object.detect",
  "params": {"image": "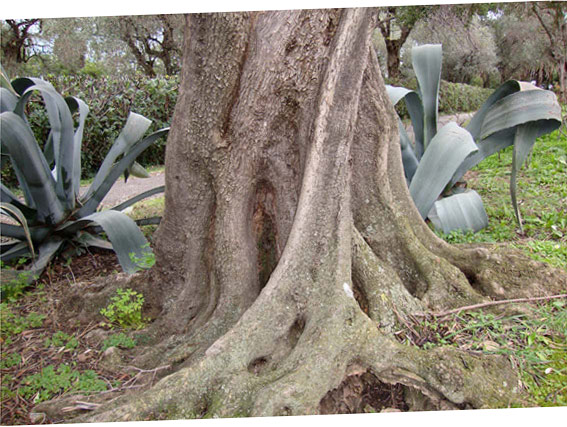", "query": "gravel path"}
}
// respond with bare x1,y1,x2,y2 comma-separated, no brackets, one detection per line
82,170,165,210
